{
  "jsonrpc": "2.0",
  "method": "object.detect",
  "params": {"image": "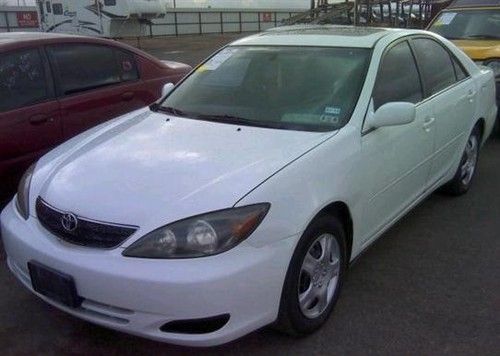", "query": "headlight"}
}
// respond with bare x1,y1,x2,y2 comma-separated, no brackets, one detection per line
123,203,270,259
484,59,500,78
16,163,35,220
